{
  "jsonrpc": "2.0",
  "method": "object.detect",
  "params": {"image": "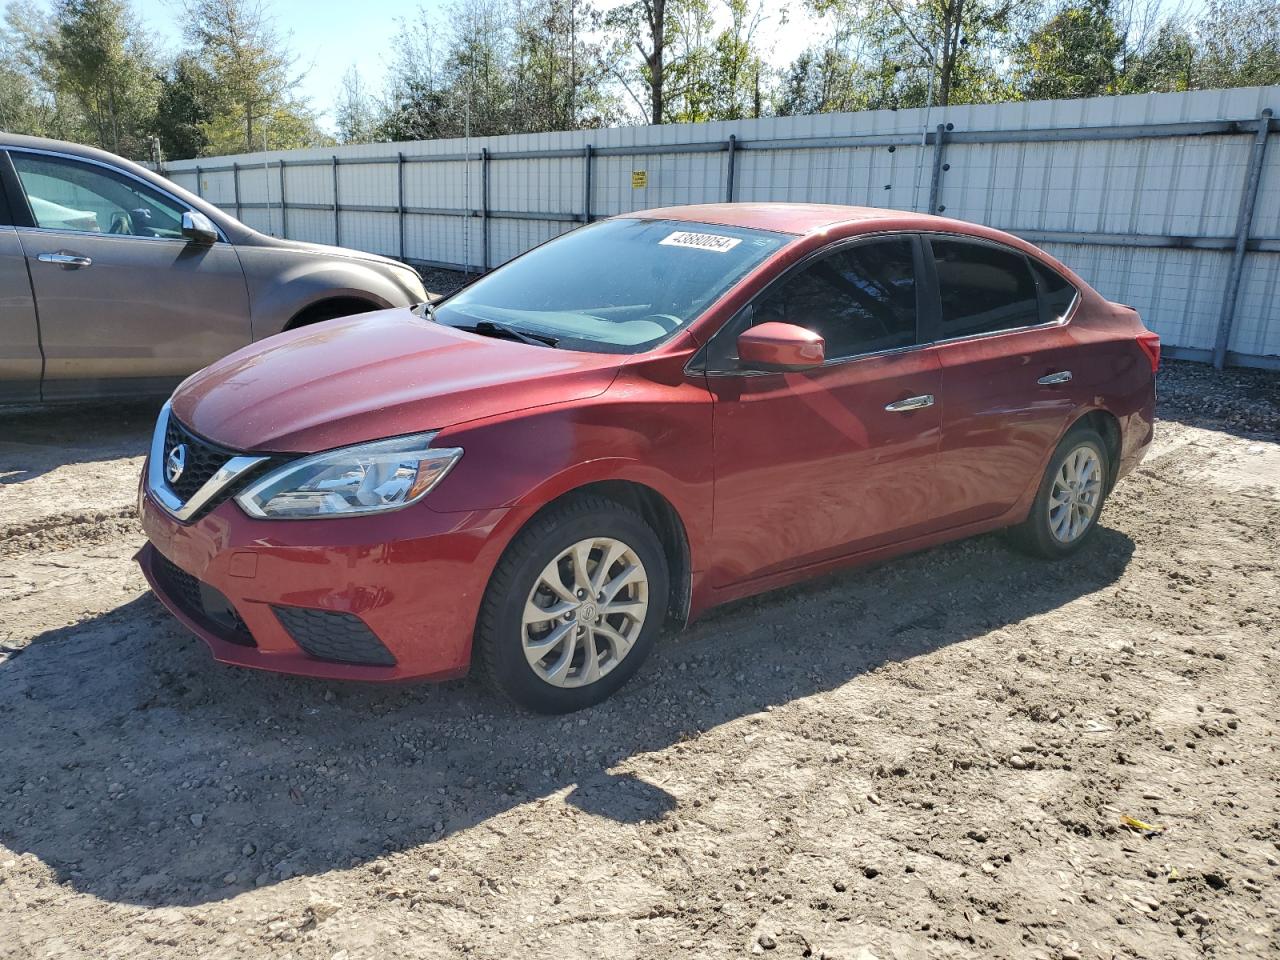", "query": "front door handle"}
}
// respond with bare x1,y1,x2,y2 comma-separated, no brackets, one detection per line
885,394,935,412
37,252,93,268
